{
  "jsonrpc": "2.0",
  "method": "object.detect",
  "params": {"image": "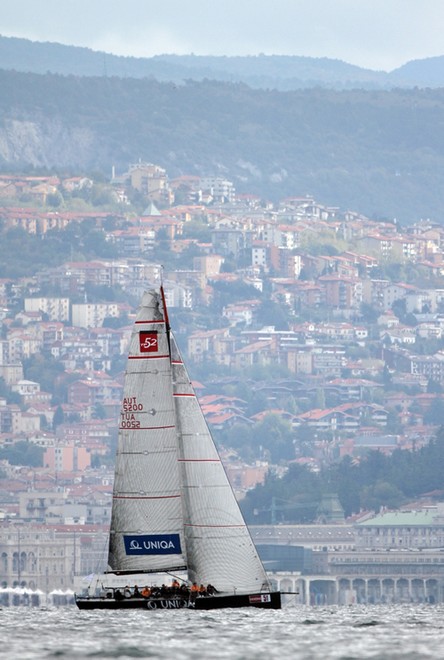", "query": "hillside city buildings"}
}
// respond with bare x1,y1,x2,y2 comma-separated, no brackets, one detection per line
1,163,444,602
